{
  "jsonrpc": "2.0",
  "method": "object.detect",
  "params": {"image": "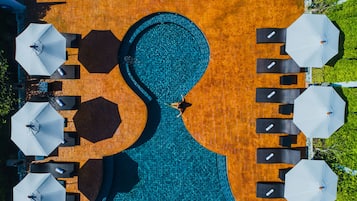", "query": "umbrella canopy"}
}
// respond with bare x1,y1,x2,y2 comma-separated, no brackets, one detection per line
293,86,345,138
11,102,64,156
16,23,66,76
13,173,66,201
286,14,339,68
284,159,338,201
78,30,120,73
73,96,121,142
